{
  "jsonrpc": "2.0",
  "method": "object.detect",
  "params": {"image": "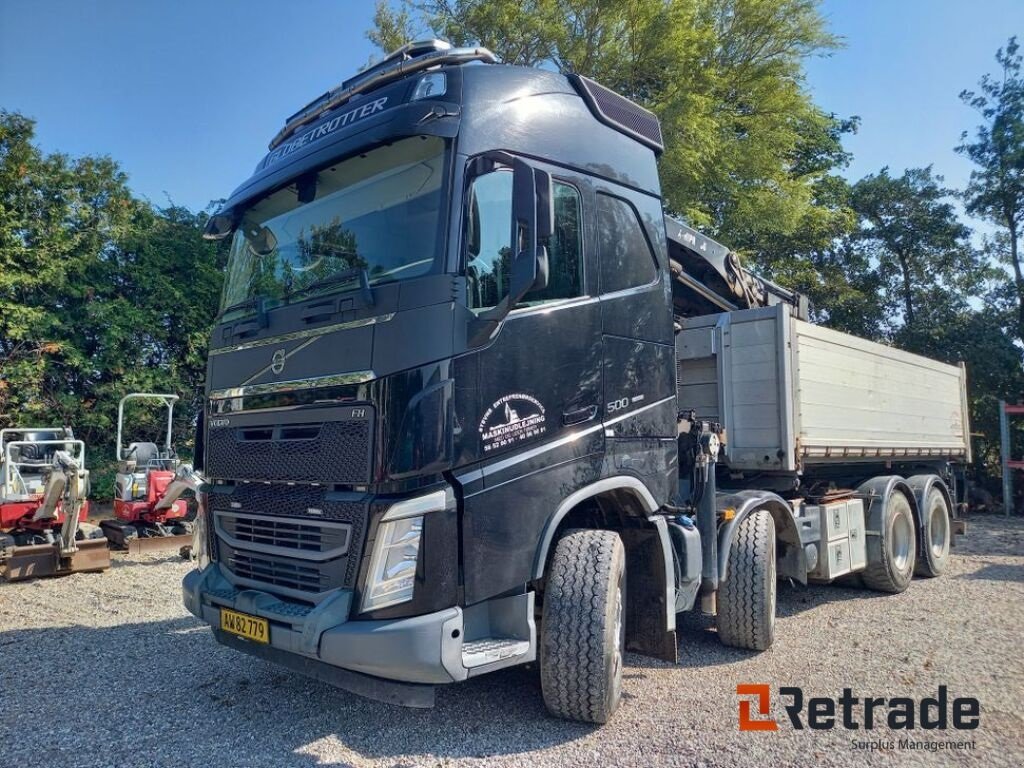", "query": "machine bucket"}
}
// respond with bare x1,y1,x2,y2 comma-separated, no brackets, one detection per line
1,538,111,582
126,533,193,555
